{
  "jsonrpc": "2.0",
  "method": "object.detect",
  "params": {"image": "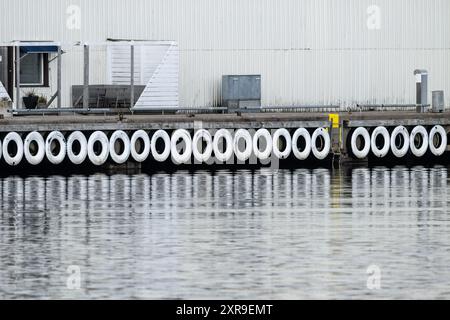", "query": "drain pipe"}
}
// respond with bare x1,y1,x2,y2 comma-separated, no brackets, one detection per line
414,69,428,113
